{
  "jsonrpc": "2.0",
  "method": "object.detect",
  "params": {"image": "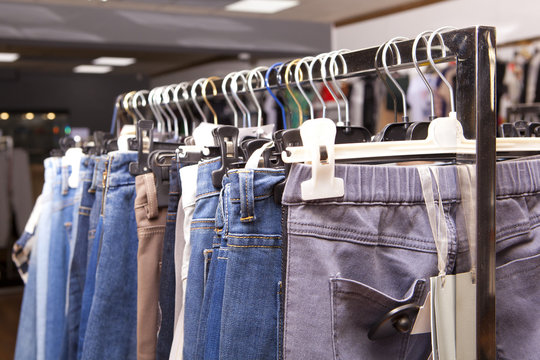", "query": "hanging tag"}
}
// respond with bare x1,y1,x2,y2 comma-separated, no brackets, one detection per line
238,124,274,142
432,274,457,360
245,141,274,169
411,291,431,334
430,279,439,360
